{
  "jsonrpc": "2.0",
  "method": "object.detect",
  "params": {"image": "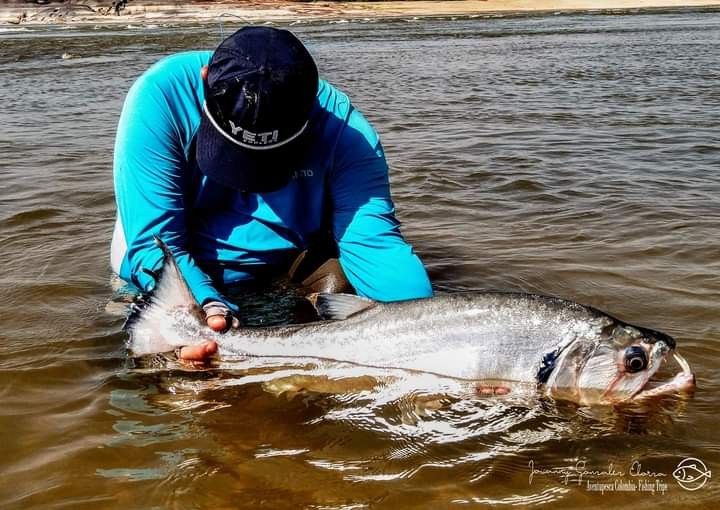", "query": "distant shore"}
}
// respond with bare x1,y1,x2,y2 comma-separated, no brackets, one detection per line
2,1,720,26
